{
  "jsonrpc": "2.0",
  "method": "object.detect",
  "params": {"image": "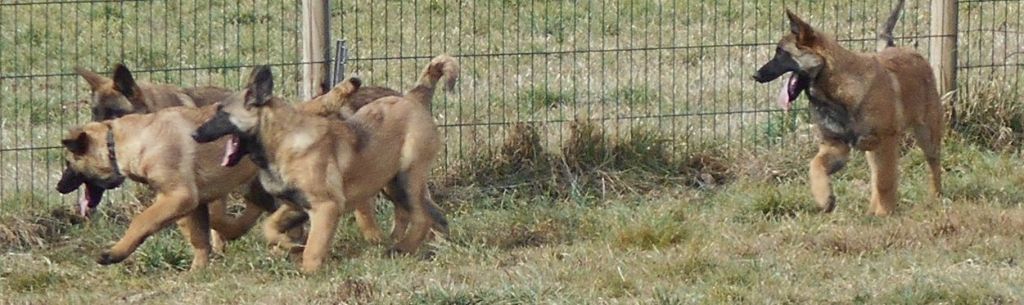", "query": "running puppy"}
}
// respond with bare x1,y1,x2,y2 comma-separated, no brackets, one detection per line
752,0,943,215
56,105,274,270
193,67,445,272
72,64,262,251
